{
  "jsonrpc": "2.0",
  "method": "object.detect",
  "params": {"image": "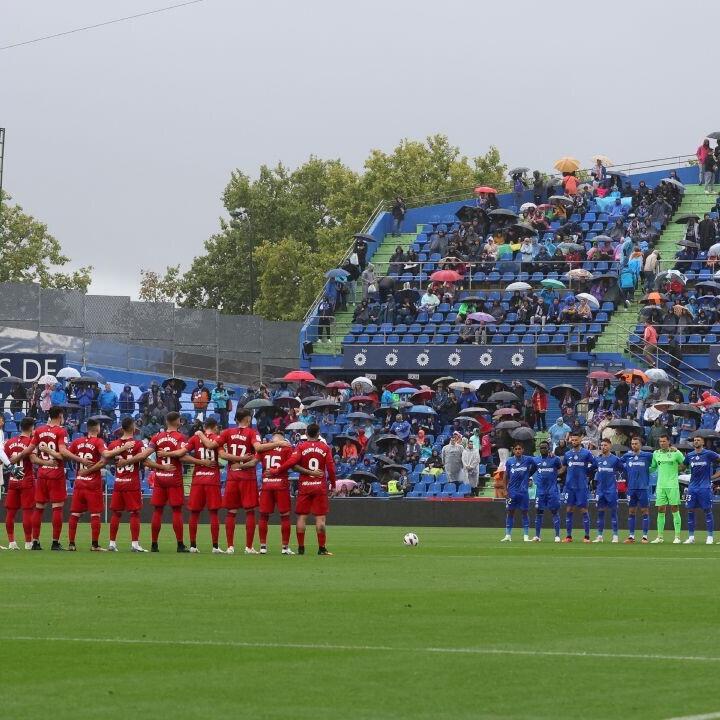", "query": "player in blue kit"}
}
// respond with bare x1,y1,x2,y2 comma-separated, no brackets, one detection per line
592,438,625,543
683,435,720,545
562,430,597,543
532,440,563,543
620,436,653,543
501,443,538,543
